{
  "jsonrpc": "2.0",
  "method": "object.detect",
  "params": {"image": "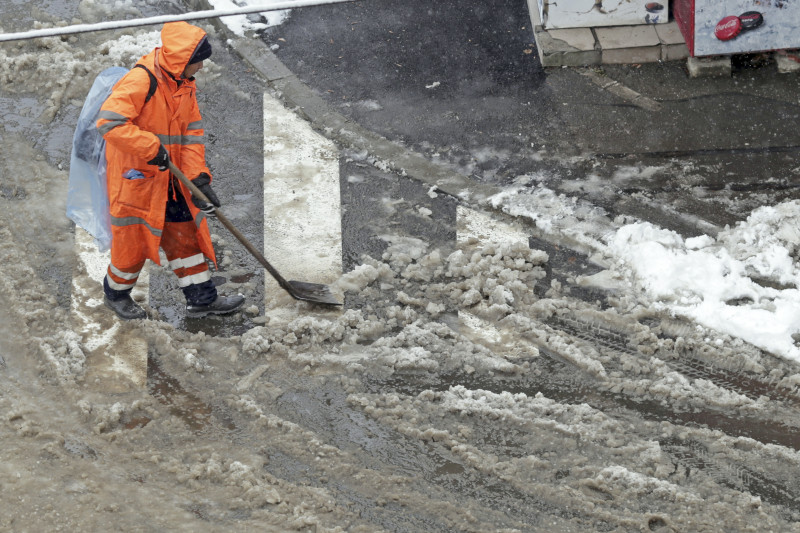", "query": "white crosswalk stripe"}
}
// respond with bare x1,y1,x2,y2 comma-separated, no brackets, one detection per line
71,227,148,391
262,92,343,323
